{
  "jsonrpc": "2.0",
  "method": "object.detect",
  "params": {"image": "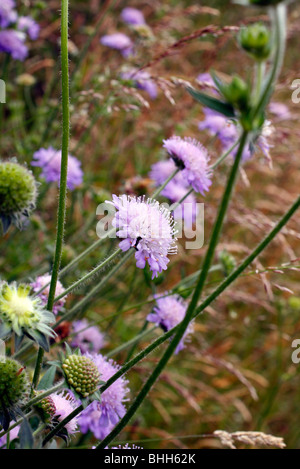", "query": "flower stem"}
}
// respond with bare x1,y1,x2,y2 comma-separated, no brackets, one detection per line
151,168,180,199
31,0,70,390
210,139,240,170
96,130,249,449
23,381,65,411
